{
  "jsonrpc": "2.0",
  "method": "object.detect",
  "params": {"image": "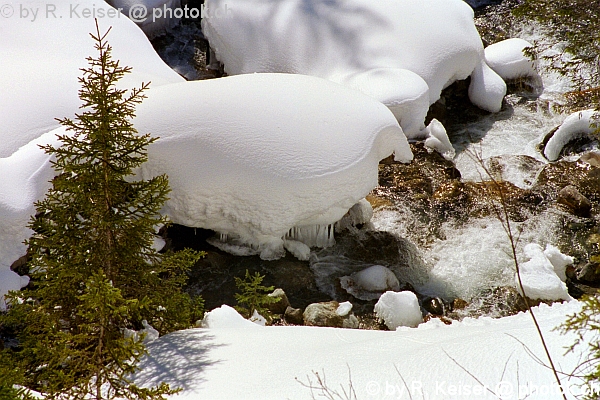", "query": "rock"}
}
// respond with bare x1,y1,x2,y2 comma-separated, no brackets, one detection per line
342,314,359,329
579,151,600,168
303,301,358,328
576,262,600,283
452,298,468,310
423,297,445,316
267,288,290,315
557,185,592,217
284,306,304,325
